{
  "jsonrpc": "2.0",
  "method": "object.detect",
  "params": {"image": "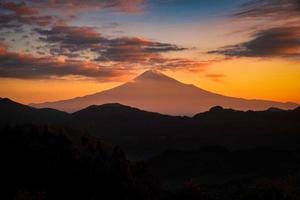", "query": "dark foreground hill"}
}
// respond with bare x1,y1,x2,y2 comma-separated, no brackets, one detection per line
148,147,300,188
0,124,161,200
2,124,300,200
